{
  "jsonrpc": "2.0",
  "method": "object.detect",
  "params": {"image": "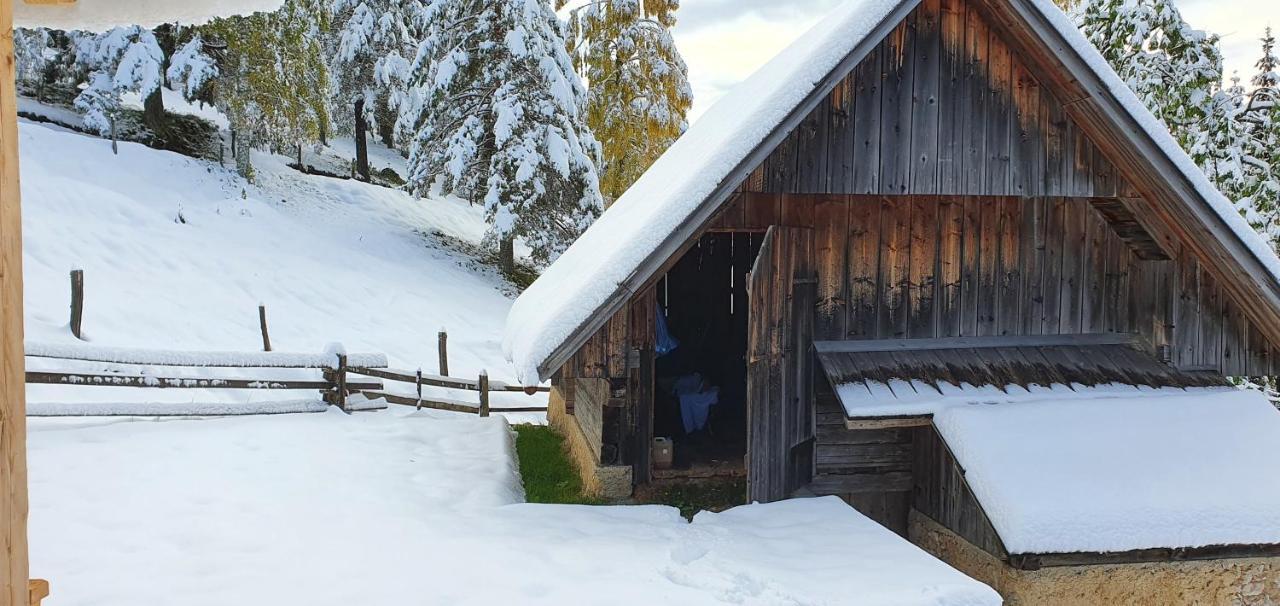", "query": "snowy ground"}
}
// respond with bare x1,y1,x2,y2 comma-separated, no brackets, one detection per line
19,117,541,413
29,409,1000,606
